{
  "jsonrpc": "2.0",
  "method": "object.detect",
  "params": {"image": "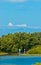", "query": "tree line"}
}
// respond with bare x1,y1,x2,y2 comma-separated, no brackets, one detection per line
0,32,41,54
